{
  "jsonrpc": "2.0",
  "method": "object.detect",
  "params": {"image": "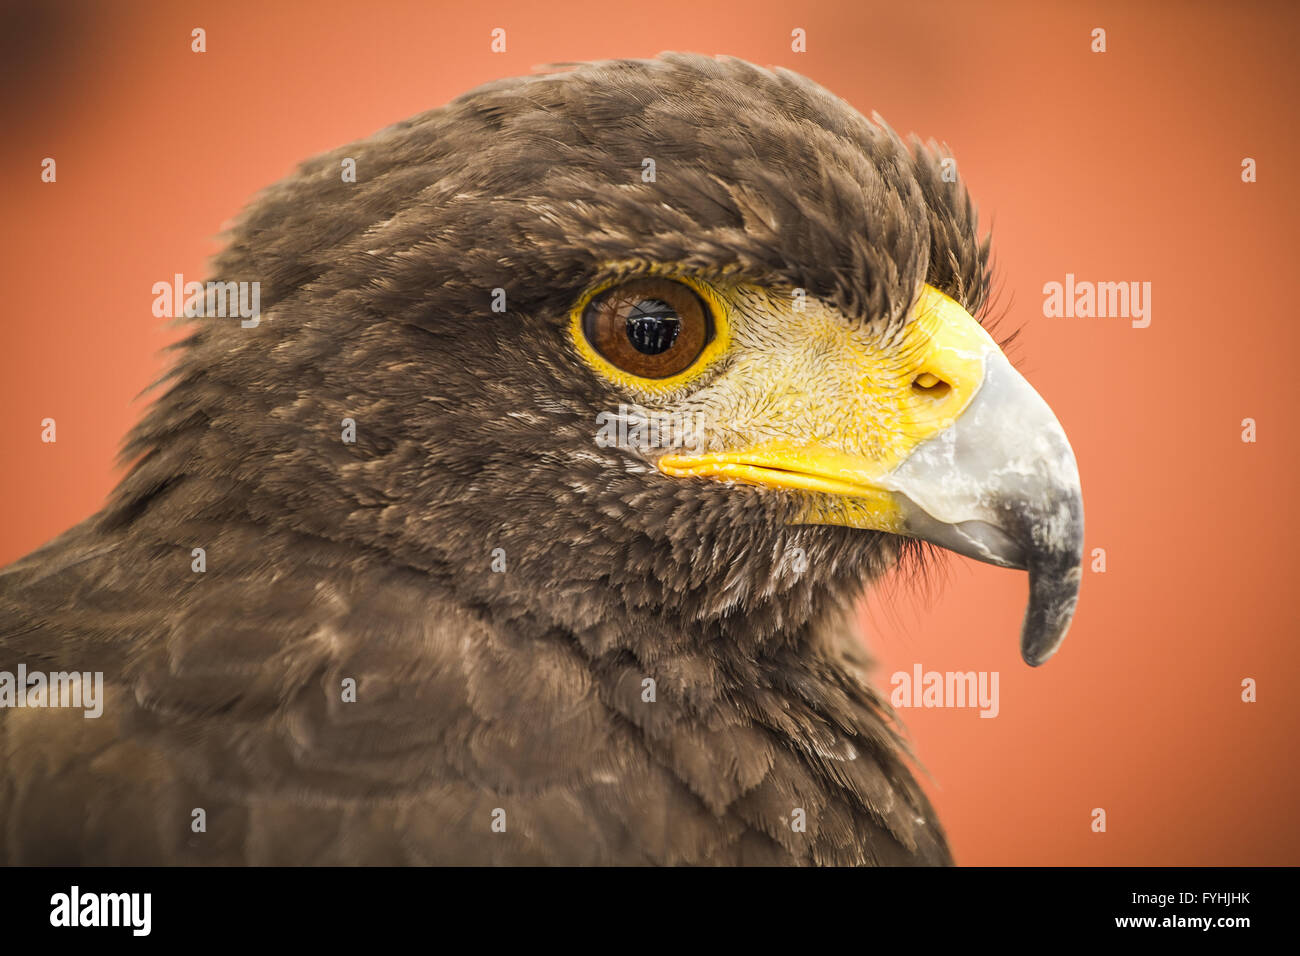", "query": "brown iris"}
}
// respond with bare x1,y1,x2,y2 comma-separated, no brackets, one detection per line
581,277,712,379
